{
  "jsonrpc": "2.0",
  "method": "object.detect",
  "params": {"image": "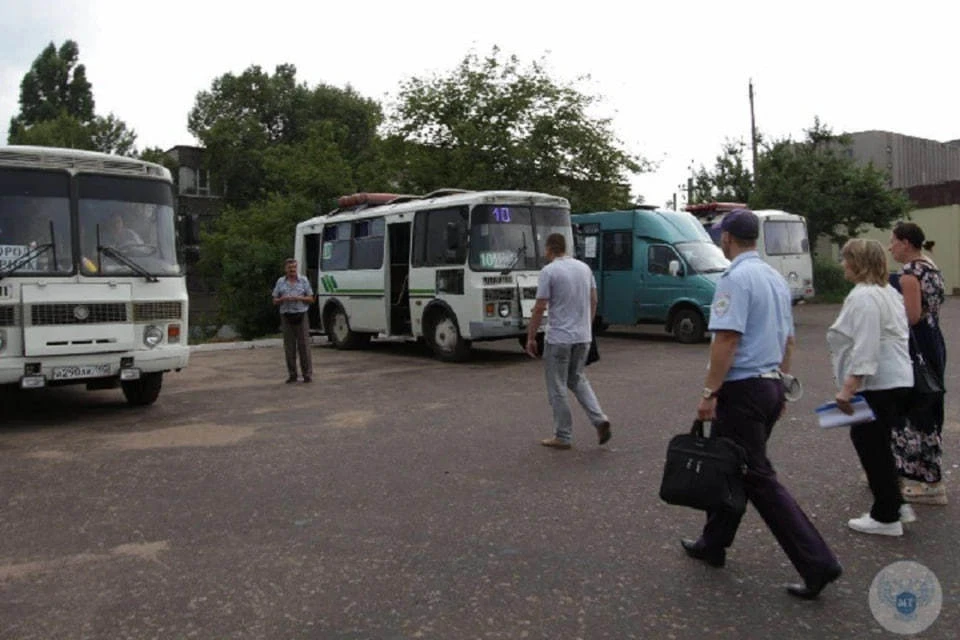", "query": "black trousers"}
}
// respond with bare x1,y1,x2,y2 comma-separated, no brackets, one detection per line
852,388,910,523
700,378,839,582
